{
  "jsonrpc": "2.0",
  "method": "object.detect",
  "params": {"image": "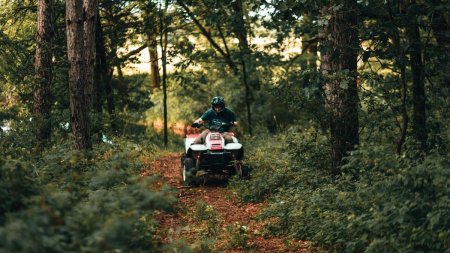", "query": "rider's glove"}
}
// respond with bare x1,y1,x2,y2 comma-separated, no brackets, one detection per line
191,122,200,128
